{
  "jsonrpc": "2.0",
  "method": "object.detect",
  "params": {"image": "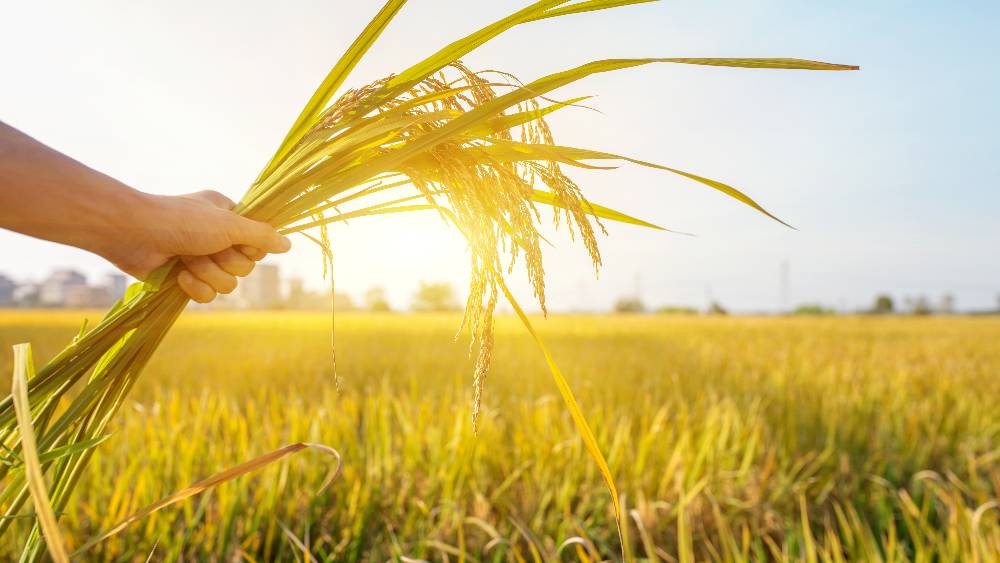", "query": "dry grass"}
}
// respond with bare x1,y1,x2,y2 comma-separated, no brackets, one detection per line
2,311,998,561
